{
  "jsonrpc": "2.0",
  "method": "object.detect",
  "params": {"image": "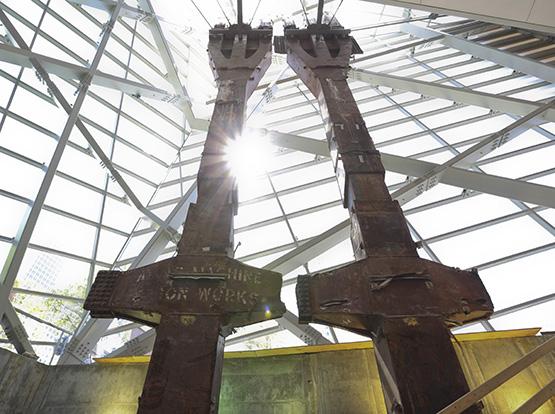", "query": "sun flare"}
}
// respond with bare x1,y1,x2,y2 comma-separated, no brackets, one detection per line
224,131,274,182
